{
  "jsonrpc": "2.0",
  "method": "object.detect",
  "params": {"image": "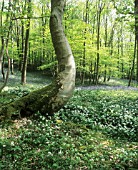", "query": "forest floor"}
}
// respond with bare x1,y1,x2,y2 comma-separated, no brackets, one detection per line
76,84,138,91
0,70,52,89
0,70,138,91
0,71,138,170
